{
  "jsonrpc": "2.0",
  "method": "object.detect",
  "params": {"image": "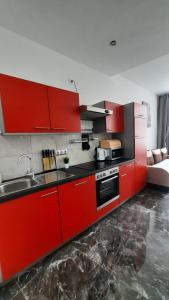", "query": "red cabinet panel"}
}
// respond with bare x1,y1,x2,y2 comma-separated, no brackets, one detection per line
119,162,135,203
135,163,147,193
135,117,147,138
0,74,50,133
135,138,147,164
97,197,119,219
48,87,80,133
134,103,147,118
105,101,124,132
0,187,62,282
58,176,97,241
135,138,147,192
